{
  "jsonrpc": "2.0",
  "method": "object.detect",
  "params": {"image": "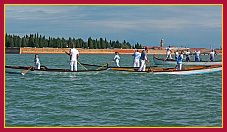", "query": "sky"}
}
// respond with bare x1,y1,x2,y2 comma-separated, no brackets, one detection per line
5,5,222,48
